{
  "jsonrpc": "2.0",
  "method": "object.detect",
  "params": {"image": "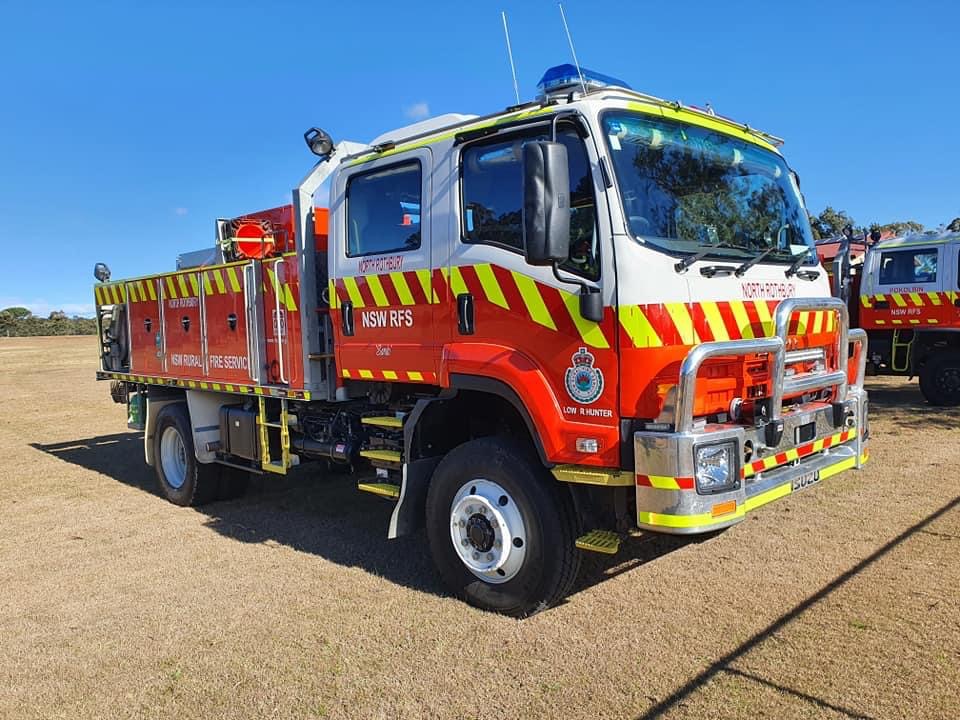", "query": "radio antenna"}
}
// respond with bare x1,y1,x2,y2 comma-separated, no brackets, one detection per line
558,3,587,94
501,11,521,105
